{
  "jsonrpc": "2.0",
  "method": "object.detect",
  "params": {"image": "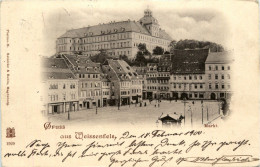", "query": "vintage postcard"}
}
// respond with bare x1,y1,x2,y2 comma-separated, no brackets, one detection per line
1,0,259,166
